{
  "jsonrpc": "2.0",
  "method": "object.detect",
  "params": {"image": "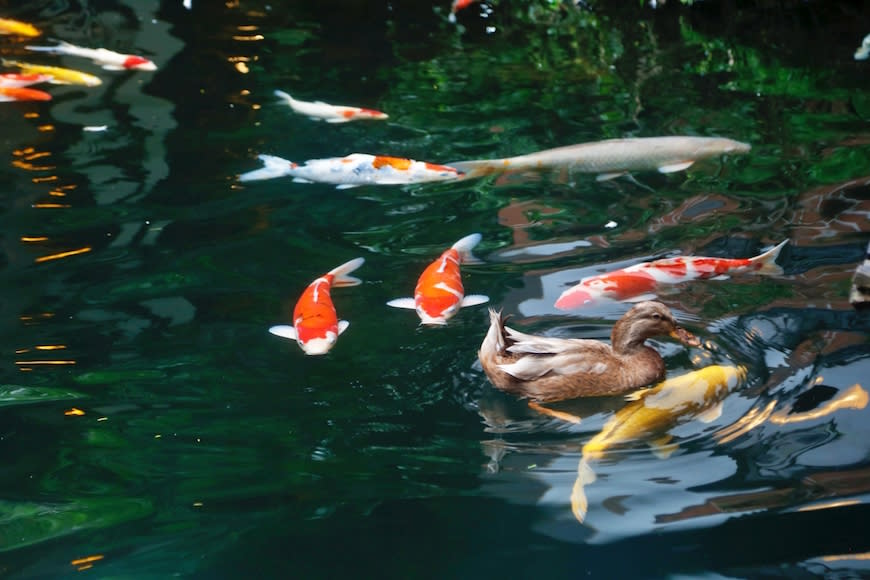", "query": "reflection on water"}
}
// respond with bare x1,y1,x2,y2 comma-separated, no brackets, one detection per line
0,0,869,577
